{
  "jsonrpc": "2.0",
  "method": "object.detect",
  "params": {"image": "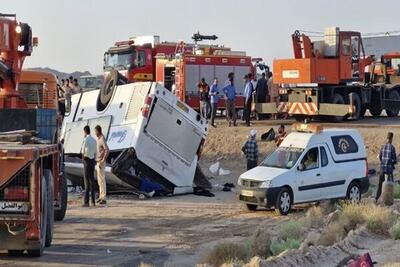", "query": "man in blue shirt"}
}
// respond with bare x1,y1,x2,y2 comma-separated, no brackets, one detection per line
223,72,237,127
243,73,254,126
376,132,397,201
209,78,219,127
